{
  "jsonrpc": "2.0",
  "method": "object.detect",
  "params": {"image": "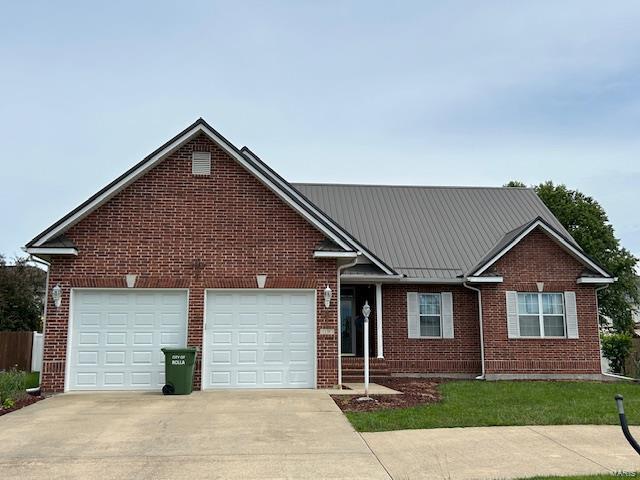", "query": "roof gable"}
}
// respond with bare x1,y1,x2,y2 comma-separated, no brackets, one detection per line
25,119,394,275
468,217,612,279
